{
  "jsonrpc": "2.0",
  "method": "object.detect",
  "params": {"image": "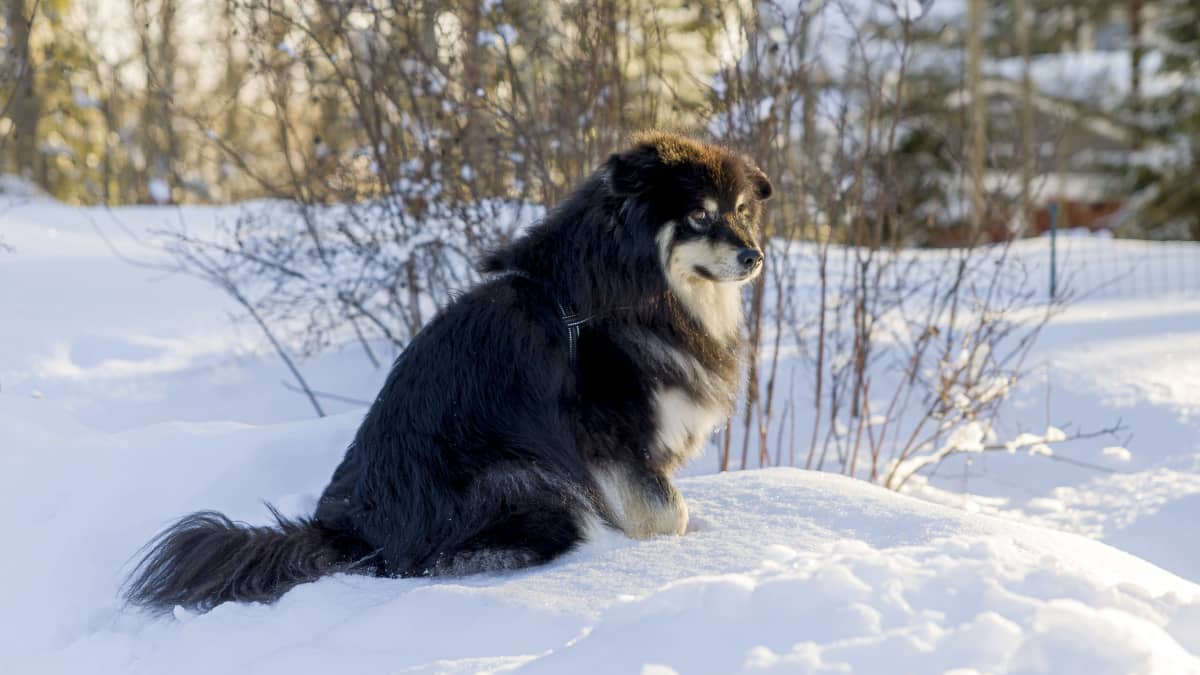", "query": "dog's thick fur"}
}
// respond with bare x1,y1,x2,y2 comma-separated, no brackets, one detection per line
124,131,773,611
